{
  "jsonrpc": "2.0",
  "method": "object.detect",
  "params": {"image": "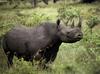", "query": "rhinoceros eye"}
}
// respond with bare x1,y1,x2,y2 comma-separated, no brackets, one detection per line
66,32,70,34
